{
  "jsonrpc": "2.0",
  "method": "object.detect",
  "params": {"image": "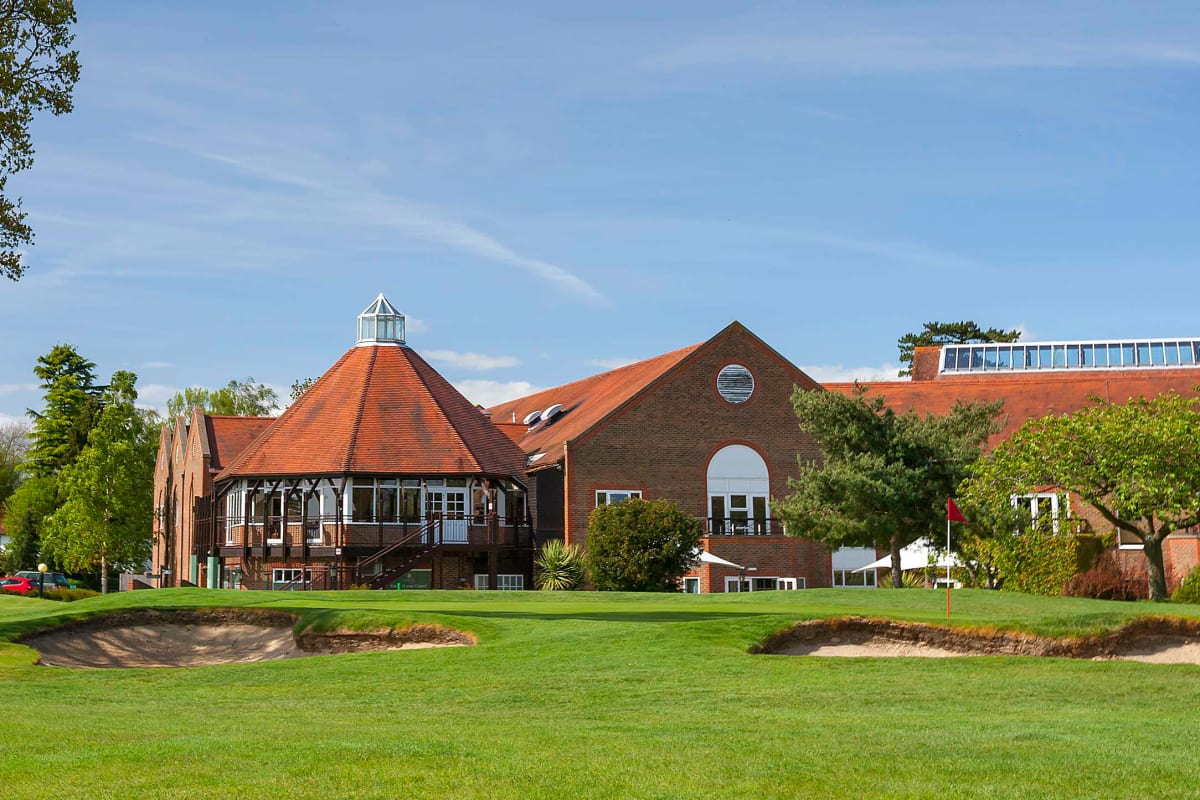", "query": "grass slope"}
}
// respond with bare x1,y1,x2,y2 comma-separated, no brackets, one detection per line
2,589,1199,799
